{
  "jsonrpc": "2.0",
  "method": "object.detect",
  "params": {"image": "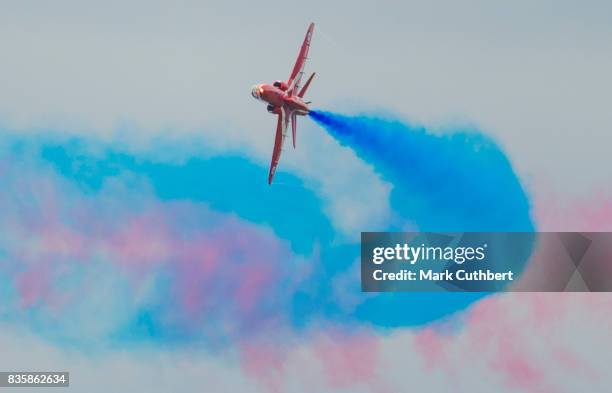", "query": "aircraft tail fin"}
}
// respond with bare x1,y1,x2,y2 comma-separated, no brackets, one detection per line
298,72,315,98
